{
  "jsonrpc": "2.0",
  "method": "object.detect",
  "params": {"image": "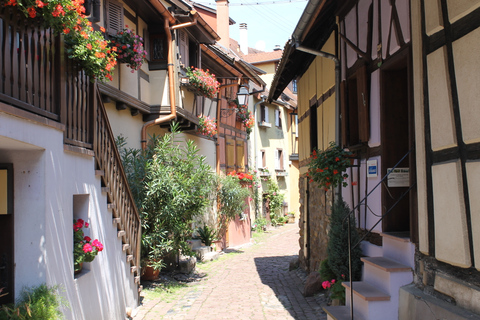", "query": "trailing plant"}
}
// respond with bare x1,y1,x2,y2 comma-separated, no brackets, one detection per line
73,219,103,272
264,177,284,216
118,123,216,269
110,26,147,72
196,225,217,247
4,0,117,82
307,141,353,191
0,284,64,320
186,67,220,98
235,105,254,135
197,115,217,138
327,199,362,282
